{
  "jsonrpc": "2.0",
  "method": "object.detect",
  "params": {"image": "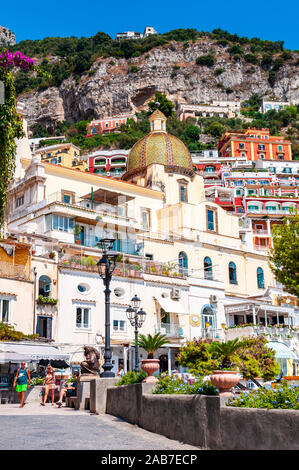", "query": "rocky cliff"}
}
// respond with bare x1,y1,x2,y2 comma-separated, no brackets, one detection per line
0,26,16,46
17,38,299,131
